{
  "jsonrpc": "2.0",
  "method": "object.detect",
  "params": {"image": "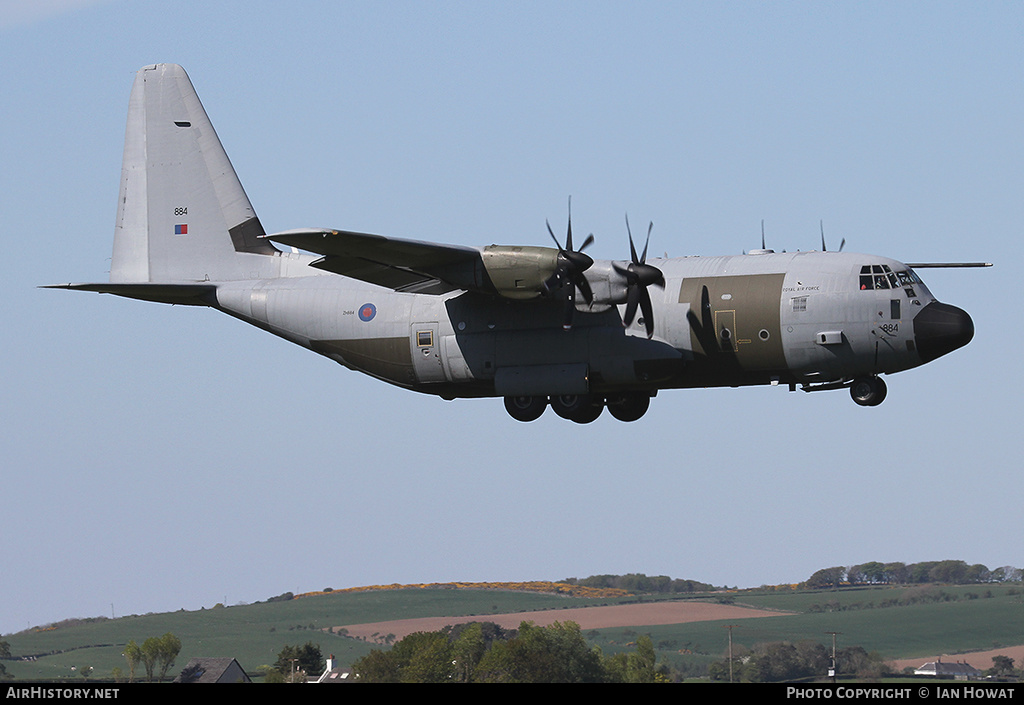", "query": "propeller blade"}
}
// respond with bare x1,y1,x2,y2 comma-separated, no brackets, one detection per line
563,286,575,330
640,221,652,264
623,285,640,327
565,198,573,252
546,198,596,330
575,272,594,306
638,286,655,338
619,216,664,338
547,220,565,254
626,215,639,264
